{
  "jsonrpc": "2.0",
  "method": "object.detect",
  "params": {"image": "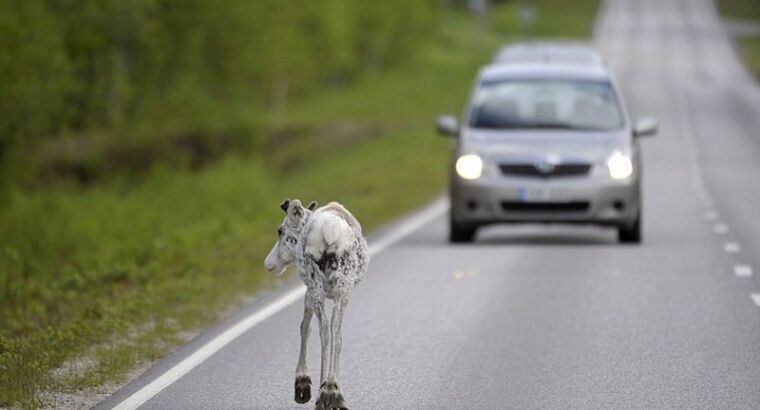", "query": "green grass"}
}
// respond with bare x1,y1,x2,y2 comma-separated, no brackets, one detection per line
490,0,600,39
718,0,760,21
0,2,599,407
737,37,760,77
717,0,760,78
